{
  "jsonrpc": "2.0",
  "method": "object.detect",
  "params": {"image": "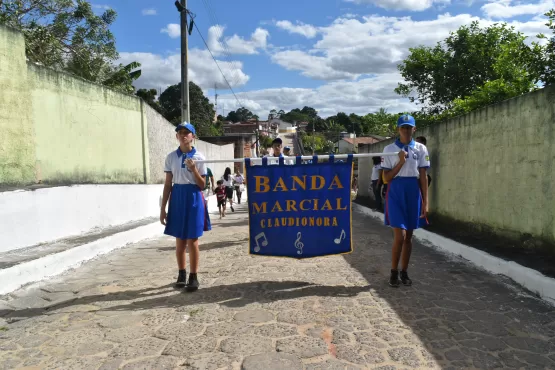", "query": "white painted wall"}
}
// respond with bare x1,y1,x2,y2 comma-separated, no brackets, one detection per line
0,193,225,295
0,184,164,253
338,140,355,154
